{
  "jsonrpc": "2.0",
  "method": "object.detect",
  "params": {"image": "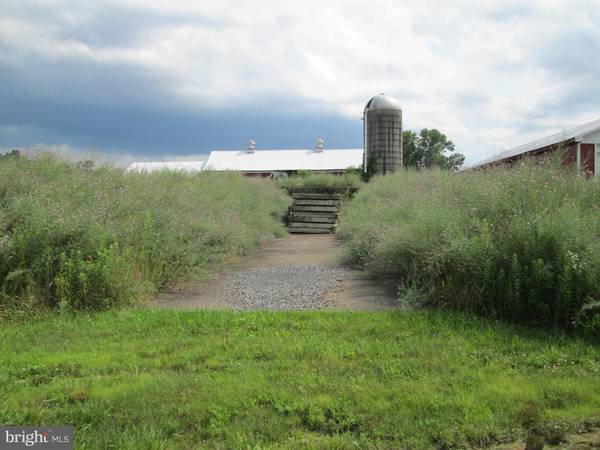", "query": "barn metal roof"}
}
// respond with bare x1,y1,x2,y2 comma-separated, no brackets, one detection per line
474,117,600,168
126,161,207,173
205,149,363,172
